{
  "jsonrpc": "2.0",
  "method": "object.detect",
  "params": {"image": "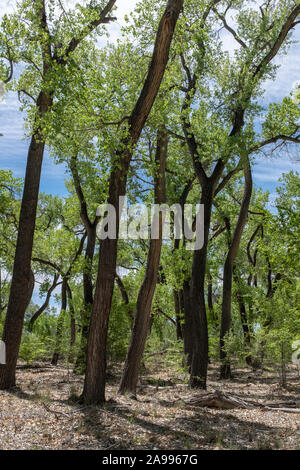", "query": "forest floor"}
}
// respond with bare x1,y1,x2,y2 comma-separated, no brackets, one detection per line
0,361,299,450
